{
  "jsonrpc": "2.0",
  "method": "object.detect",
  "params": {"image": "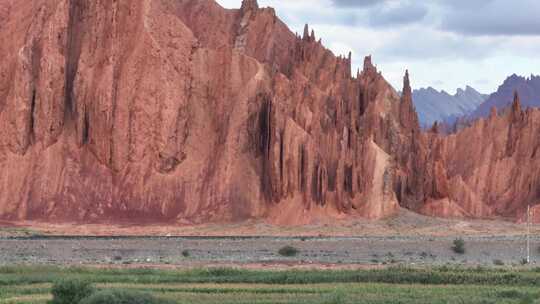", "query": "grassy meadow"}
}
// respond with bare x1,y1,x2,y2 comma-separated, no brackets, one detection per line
0,266,539,303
